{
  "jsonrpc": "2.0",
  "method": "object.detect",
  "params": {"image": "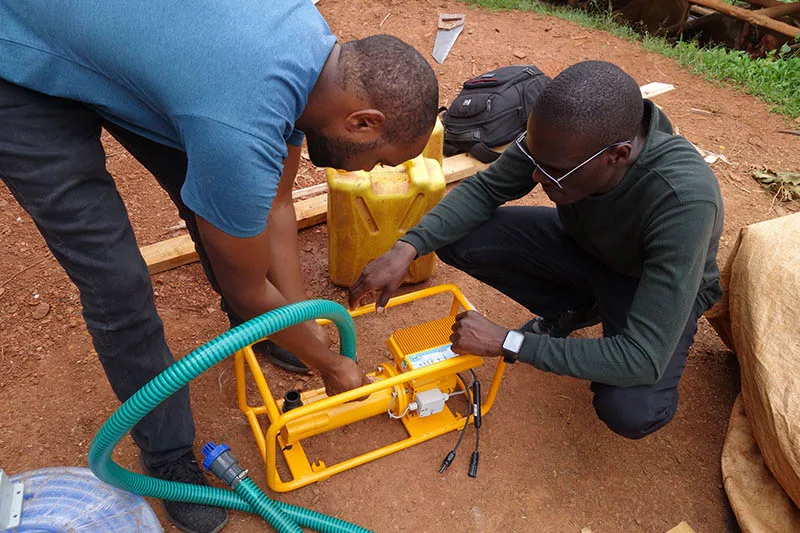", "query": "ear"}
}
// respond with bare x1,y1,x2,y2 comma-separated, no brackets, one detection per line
344,109,385,136
607,144,632,167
